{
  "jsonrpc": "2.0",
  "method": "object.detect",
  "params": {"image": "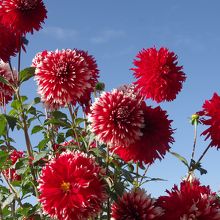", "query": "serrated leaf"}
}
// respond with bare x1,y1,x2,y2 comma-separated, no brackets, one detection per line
19,67,35,84
31,125,43,134
37,138,50,150
170,151,190,168
2,193,15,209
4,115,17,131
0,114,7,135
